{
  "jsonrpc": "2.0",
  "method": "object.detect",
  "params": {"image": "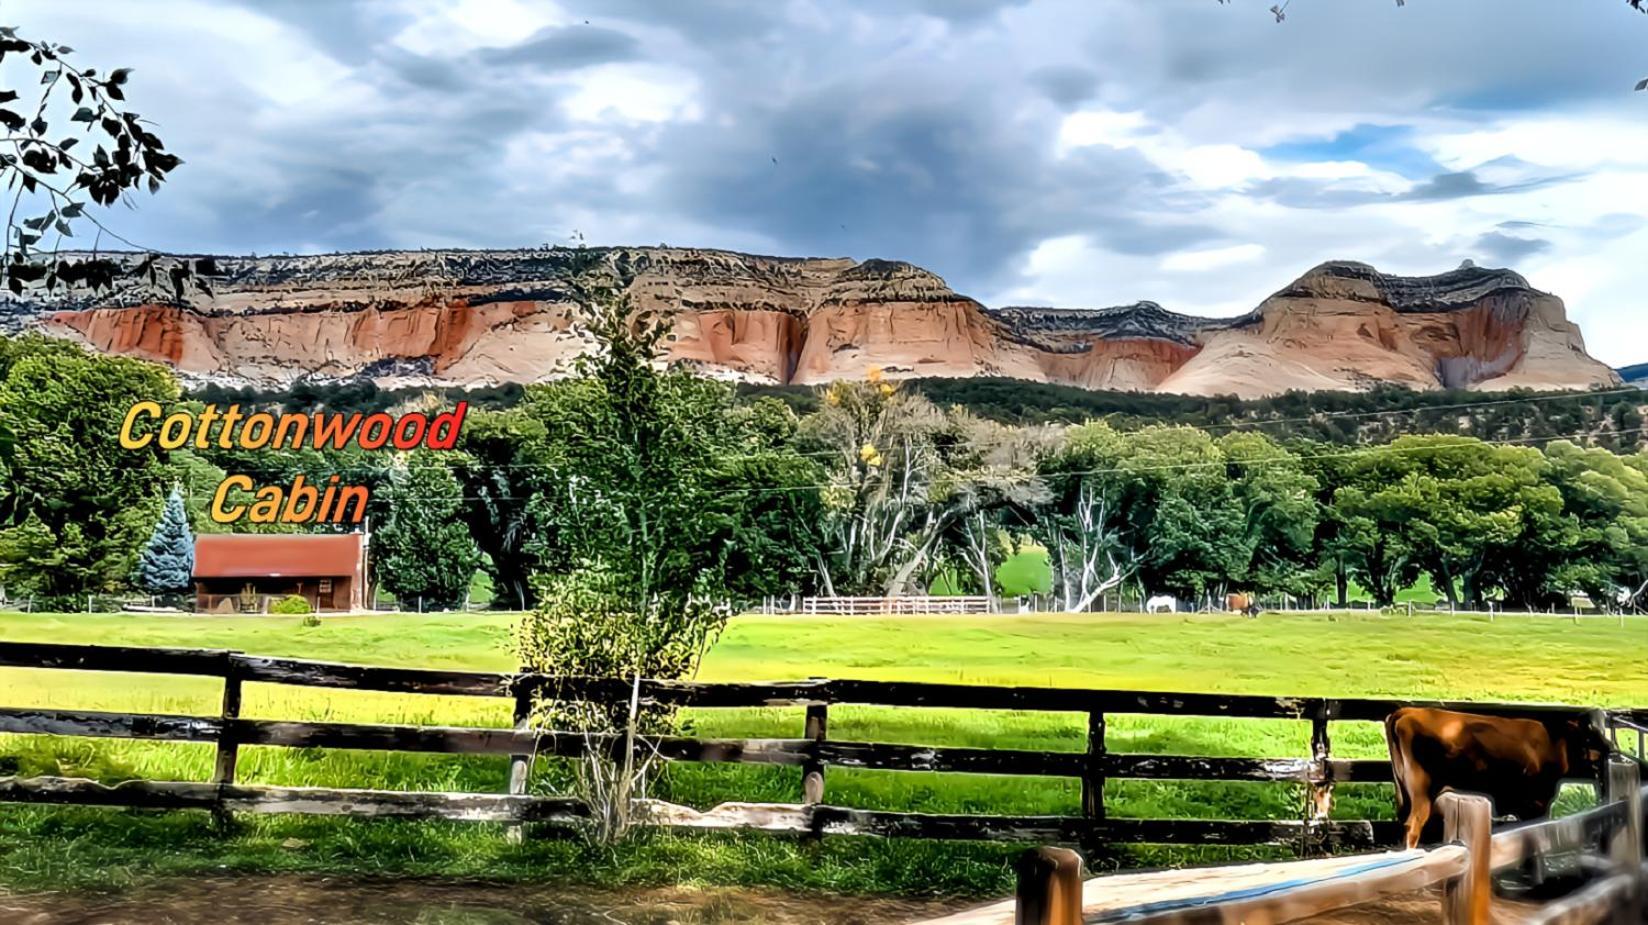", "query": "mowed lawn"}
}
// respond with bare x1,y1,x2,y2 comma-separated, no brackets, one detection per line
0,609,1643,895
